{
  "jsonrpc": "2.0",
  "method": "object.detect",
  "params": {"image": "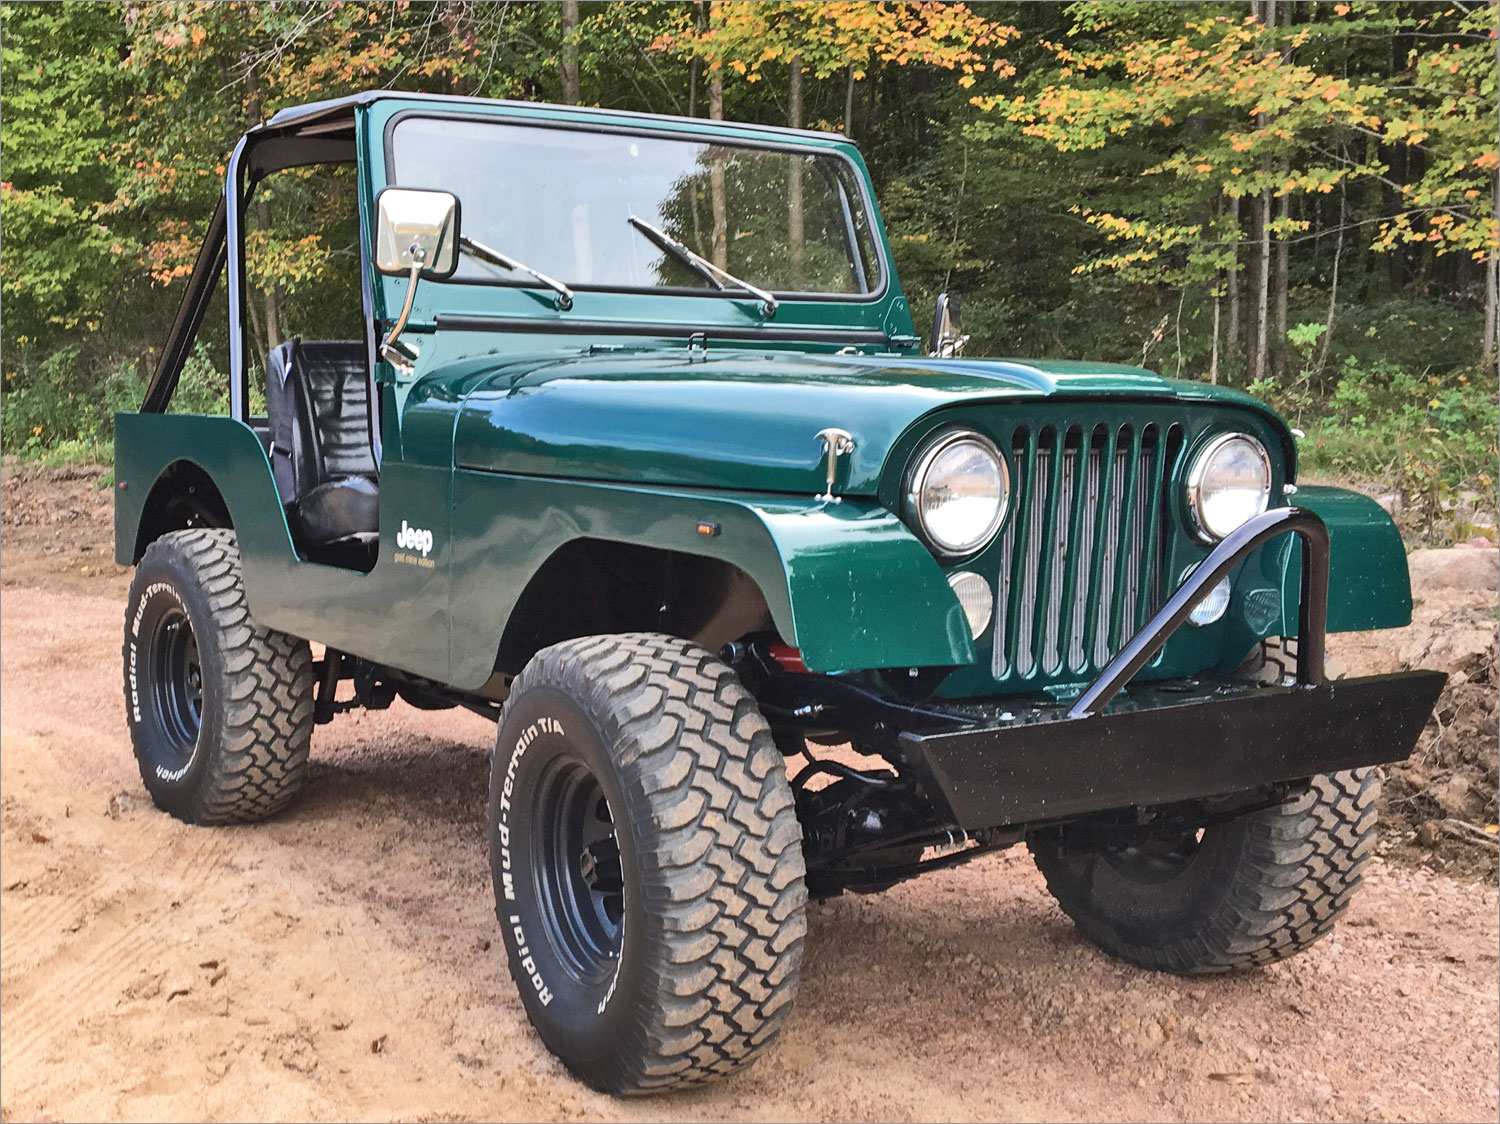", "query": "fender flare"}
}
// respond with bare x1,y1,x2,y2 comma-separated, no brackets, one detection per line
446,469,974,683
